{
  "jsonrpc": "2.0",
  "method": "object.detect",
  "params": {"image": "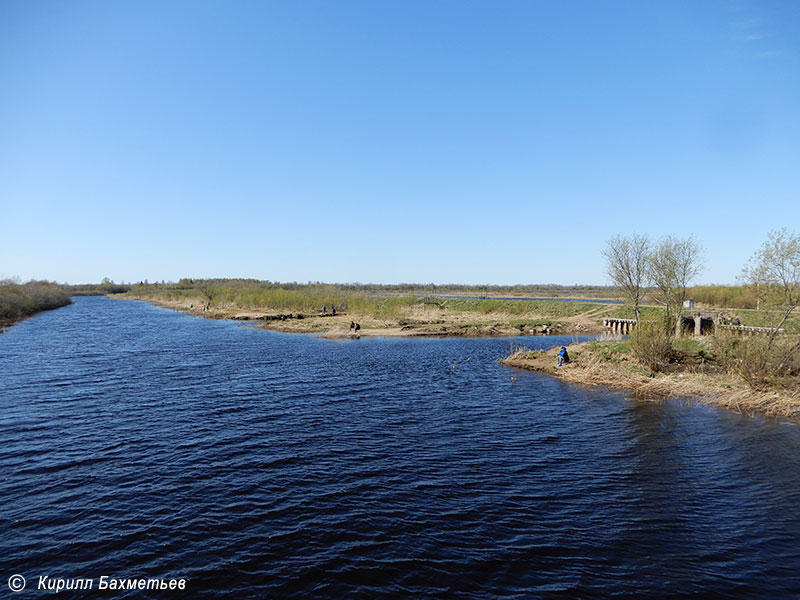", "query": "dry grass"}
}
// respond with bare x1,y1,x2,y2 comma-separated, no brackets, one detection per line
118,291,607,337
501,342,800,421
